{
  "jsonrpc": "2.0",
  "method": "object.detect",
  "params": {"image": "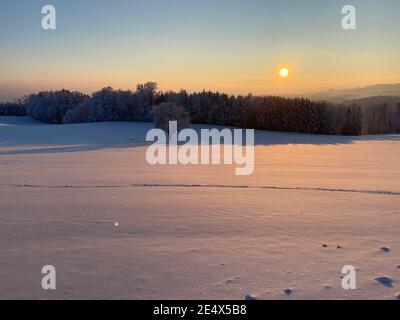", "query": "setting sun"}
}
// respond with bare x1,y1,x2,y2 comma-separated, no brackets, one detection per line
279,67,289,78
